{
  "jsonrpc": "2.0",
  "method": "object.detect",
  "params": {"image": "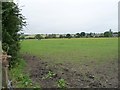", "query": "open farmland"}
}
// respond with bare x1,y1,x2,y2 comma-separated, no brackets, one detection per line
20,38,118,88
